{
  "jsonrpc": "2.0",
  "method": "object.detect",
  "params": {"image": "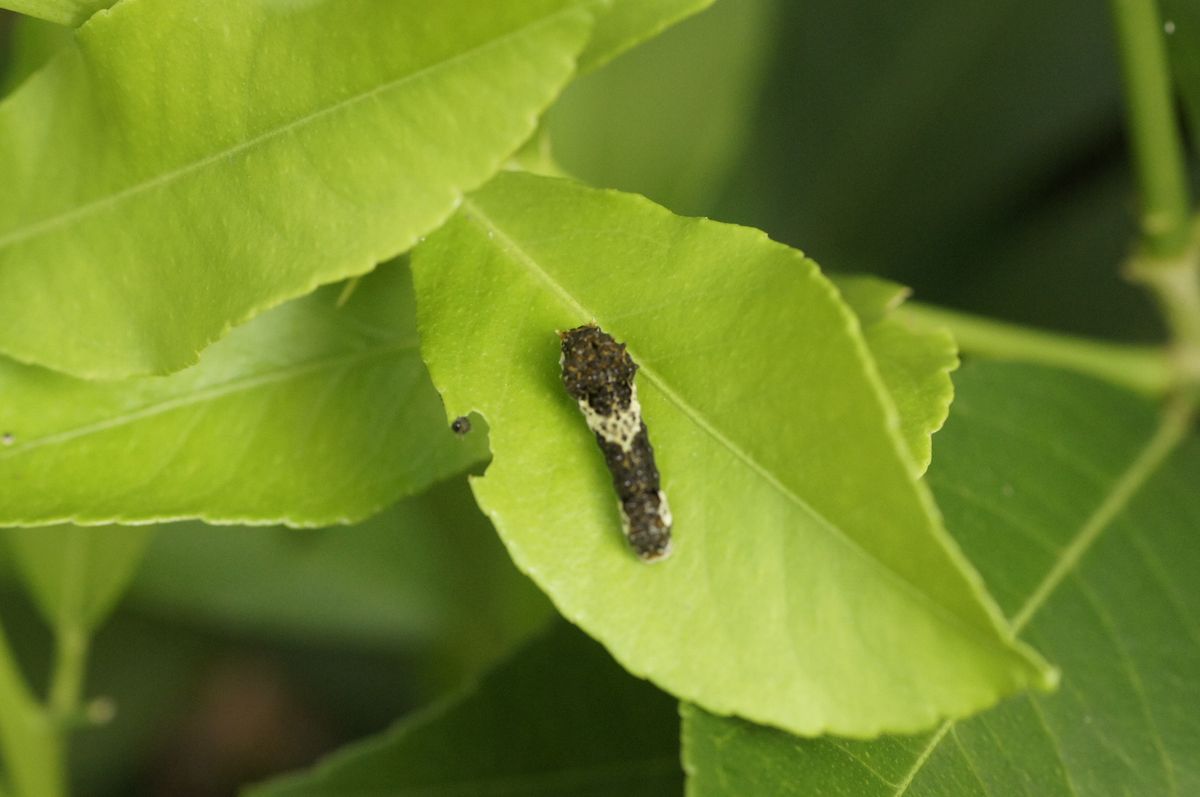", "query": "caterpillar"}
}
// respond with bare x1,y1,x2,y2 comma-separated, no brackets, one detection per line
559,324,673,562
